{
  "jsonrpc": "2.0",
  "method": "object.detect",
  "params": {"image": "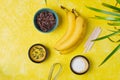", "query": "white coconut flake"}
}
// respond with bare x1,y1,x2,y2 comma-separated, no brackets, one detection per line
71,57,88,73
